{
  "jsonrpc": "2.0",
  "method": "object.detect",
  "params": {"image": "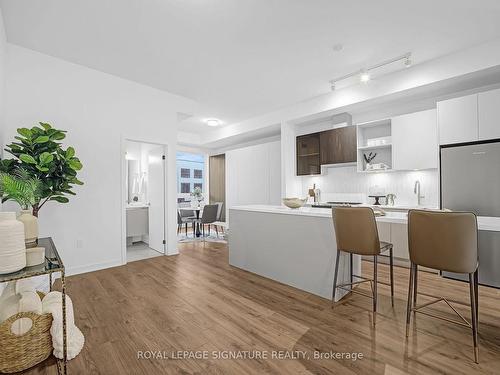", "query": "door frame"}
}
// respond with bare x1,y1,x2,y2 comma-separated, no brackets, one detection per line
121,137,168,265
